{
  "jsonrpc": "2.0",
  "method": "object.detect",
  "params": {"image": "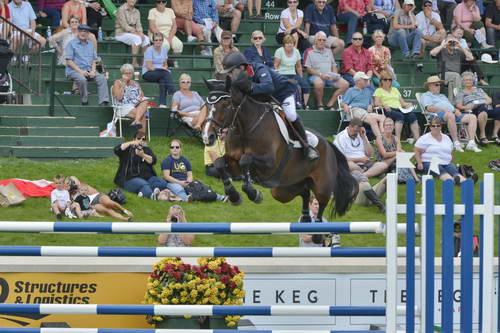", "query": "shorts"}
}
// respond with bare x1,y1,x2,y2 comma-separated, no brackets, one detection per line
472,104,500,120
435,111,464,122
421,162,459,178
307,35,340,49
350,107,369,121
358,161,375,171
116,104,135,117
308,74,341,87
90,193,103,206
115,33,150,47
